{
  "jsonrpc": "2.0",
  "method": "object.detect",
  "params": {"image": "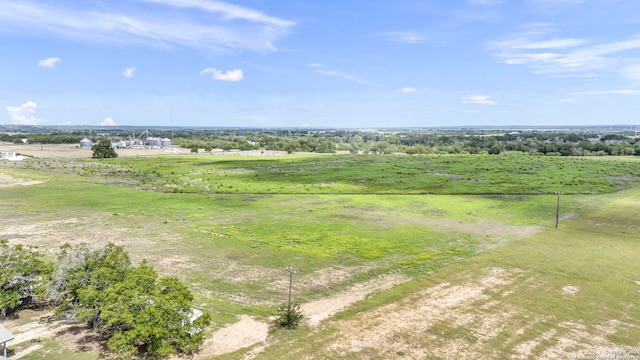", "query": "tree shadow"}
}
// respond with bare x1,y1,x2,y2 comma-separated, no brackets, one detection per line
53,324,110,353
